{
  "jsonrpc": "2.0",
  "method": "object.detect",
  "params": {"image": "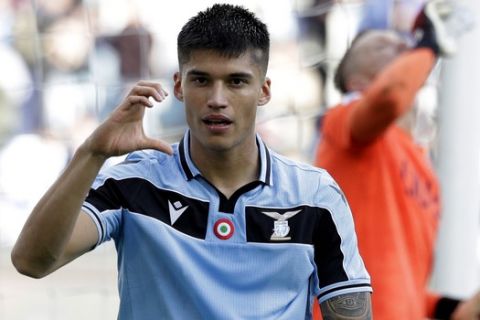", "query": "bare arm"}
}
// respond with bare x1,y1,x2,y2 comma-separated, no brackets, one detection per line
11,81,173,278
11,148,107,278
320,292,372,320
